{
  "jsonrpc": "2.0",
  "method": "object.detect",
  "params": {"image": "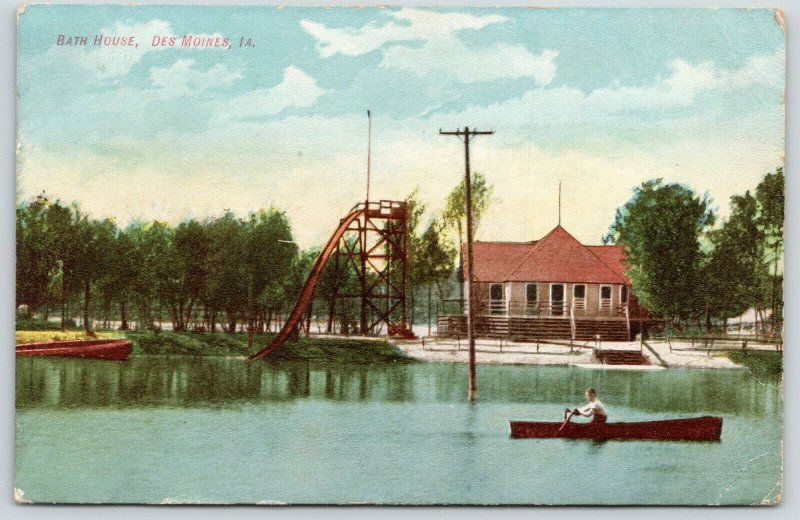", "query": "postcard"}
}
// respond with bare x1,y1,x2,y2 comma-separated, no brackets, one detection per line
15,4,784,505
